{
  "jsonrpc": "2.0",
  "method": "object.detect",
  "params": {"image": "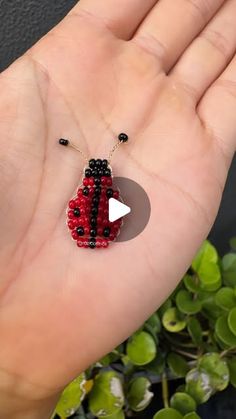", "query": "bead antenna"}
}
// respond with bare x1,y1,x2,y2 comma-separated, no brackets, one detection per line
58,132,128,163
